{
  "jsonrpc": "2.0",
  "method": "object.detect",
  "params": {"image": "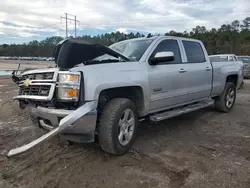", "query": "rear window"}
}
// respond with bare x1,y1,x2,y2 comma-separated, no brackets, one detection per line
182,41,206,63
